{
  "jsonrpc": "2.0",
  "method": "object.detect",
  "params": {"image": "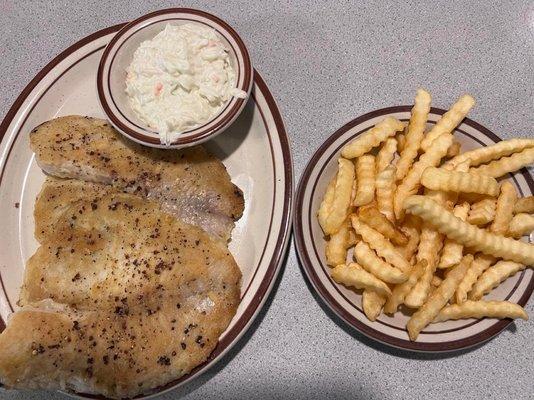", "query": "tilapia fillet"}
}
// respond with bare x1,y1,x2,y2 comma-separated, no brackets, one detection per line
33,176,118,243
0,193,241,398
30,116,244,241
